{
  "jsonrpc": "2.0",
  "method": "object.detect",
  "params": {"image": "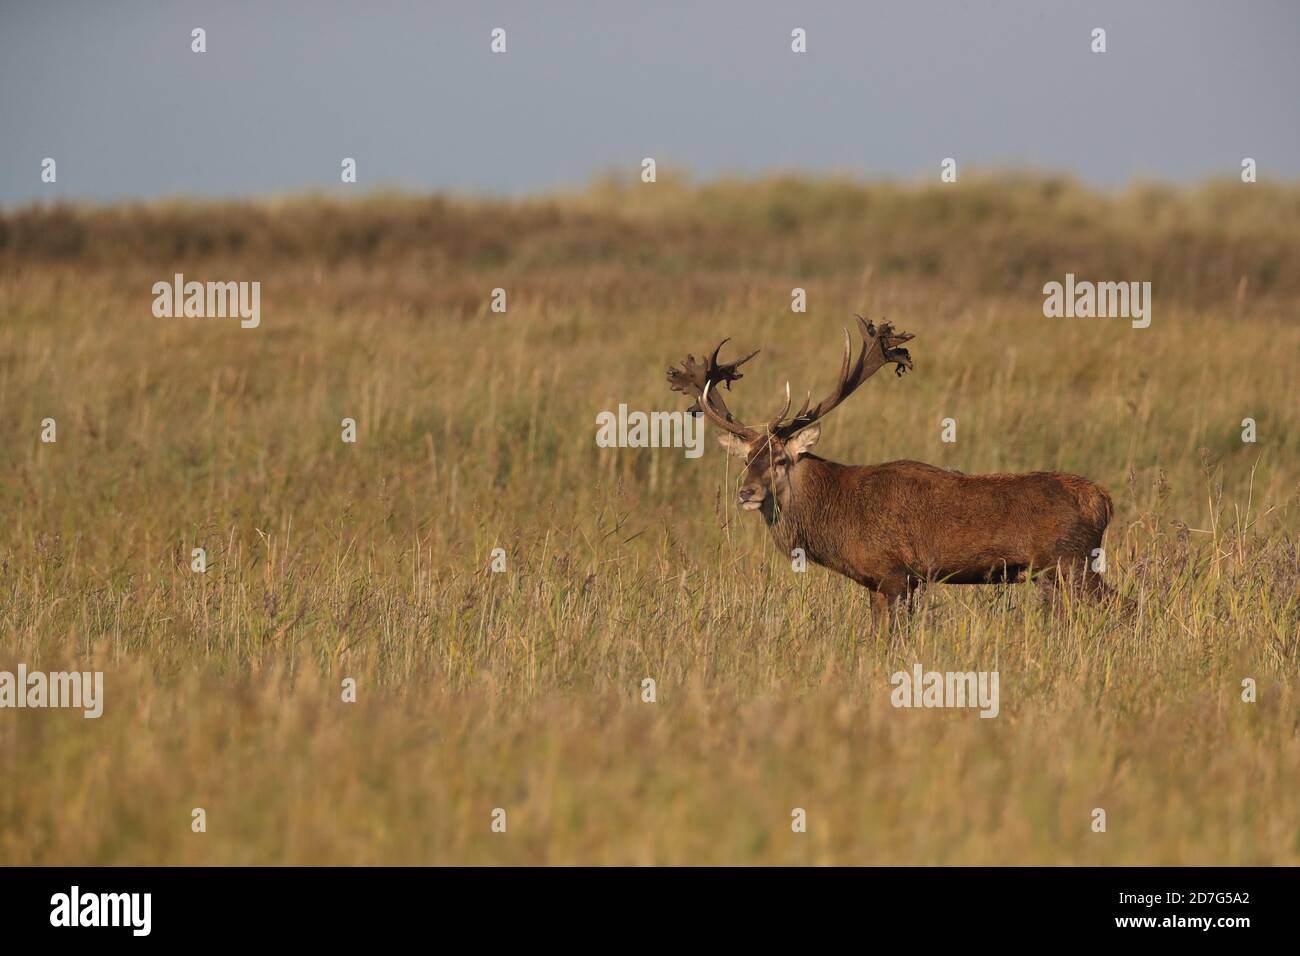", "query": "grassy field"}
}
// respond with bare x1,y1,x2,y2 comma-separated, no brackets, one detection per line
1,173,1297,865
